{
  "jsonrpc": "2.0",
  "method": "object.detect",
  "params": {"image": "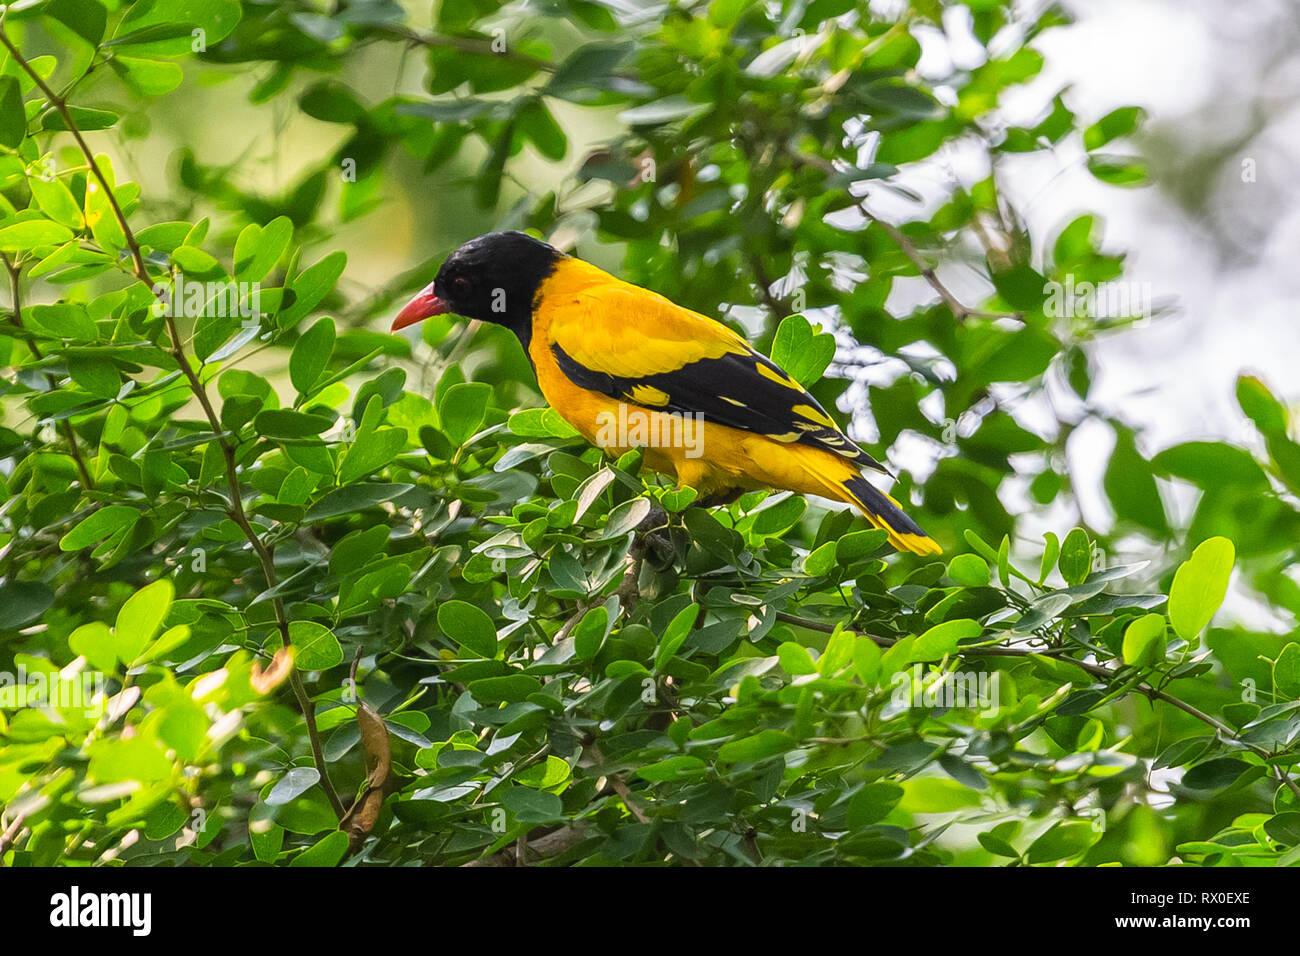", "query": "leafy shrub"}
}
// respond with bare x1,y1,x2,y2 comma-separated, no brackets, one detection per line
1,0,1299,867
